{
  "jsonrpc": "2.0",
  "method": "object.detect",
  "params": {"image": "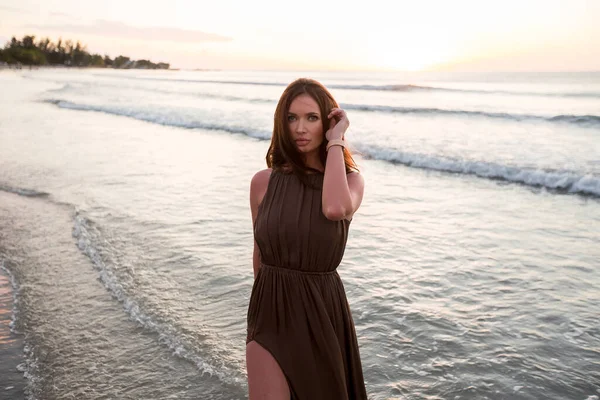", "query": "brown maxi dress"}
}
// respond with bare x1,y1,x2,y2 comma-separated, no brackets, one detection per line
246,168,368,400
